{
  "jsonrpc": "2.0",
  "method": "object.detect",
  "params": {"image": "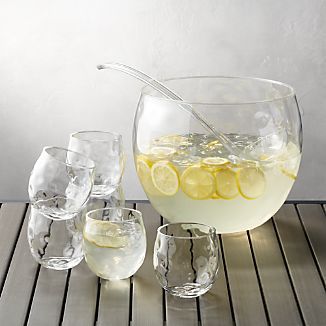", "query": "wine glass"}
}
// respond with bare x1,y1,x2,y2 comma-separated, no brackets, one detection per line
133,76,302,233
68,131,124,198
